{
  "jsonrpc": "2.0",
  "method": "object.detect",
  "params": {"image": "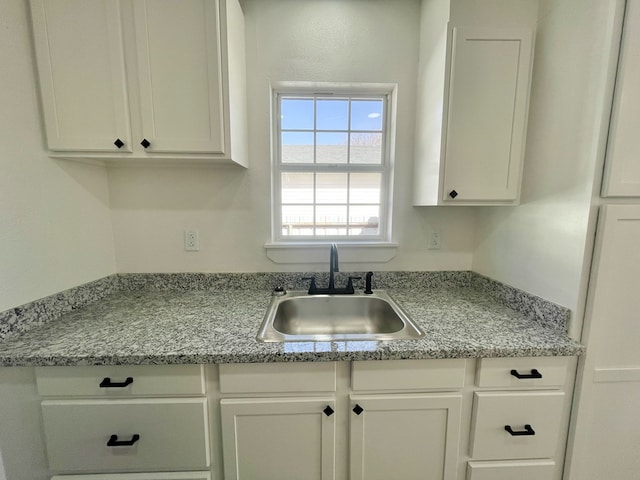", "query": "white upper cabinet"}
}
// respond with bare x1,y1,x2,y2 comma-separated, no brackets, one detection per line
132,0,224,154
602,0,640,196
30,0,132,153
30,0,248,166
442,27,533,203
413,8,535,206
